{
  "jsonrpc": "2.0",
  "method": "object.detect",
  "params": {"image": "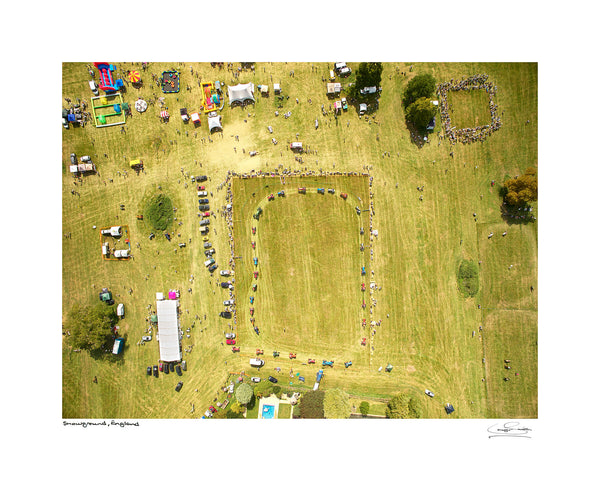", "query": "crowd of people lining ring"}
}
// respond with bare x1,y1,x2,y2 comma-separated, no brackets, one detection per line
217,169,382,354
436,74,502,145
